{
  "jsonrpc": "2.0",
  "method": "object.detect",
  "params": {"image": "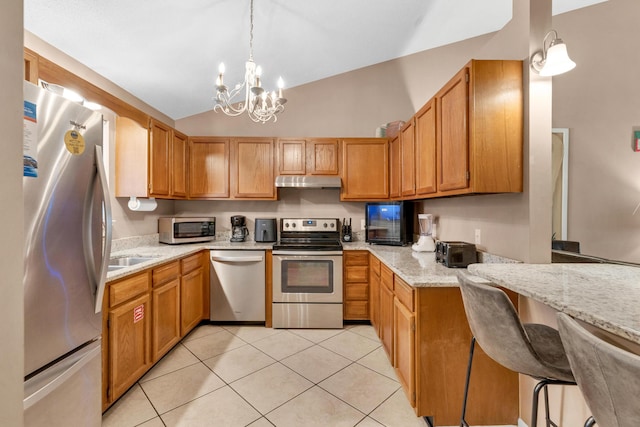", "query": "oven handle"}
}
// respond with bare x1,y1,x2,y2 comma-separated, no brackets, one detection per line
211,255,264,262
272,250,343,256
